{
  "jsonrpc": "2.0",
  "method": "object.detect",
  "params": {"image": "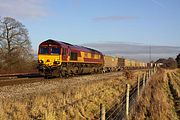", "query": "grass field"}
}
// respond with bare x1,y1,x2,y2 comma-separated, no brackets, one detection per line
0,70,144,120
